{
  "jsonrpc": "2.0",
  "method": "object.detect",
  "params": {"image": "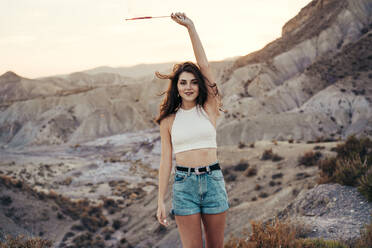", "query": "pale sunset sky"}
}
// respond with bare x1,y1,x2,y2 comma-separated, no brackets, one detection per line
0,0,312,78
